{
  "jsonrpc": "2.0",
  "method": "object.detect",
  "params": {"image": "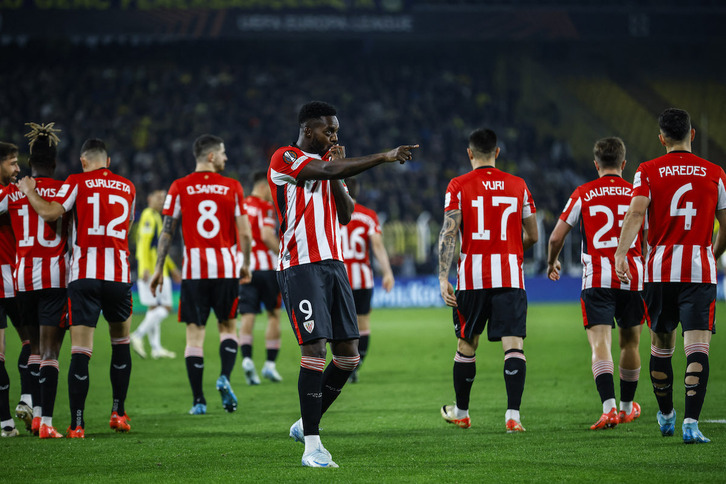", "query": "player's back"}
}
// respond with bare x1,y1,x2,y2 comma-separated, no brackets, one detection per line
59,168,136,283
2,178,69,291
562,175,643,290
164,171,244,279
634,151,726,283
244,194,277,271
445,167,536,290
341,203,379,290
